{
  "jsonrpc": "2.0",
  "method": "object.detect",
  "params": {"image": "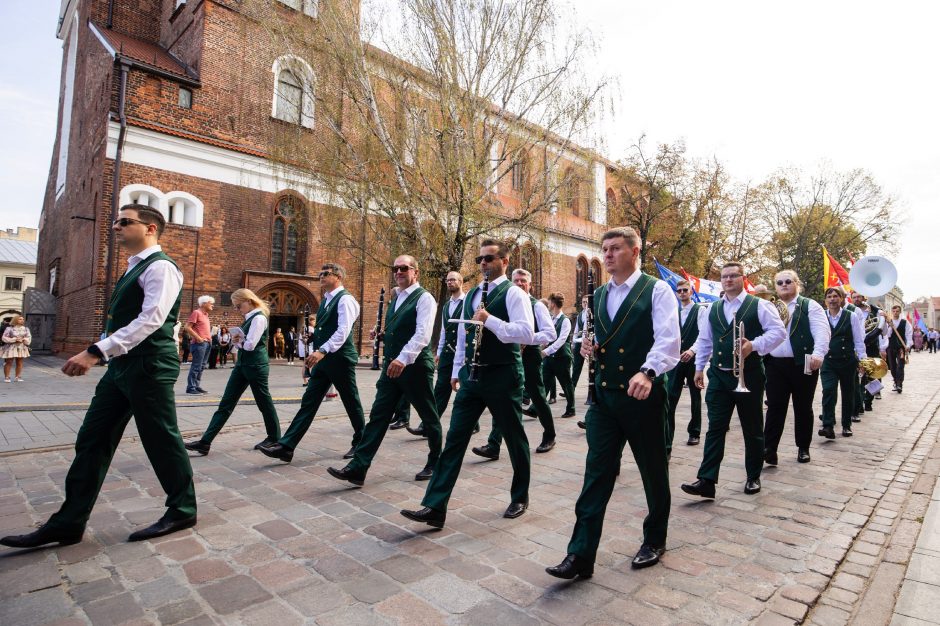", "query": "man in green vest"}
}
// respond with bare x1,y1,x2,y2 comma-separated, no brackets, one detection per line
400,239,535,528
570,295,589,392
762,270,829,465
819,286,867,438
542,292,577,418
328,255,442,484
405,271,468,437
2,204,197,549
680,262,786,499
474,268,558,459
546,226,680,578
259,263,365,463
666,279,703,455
